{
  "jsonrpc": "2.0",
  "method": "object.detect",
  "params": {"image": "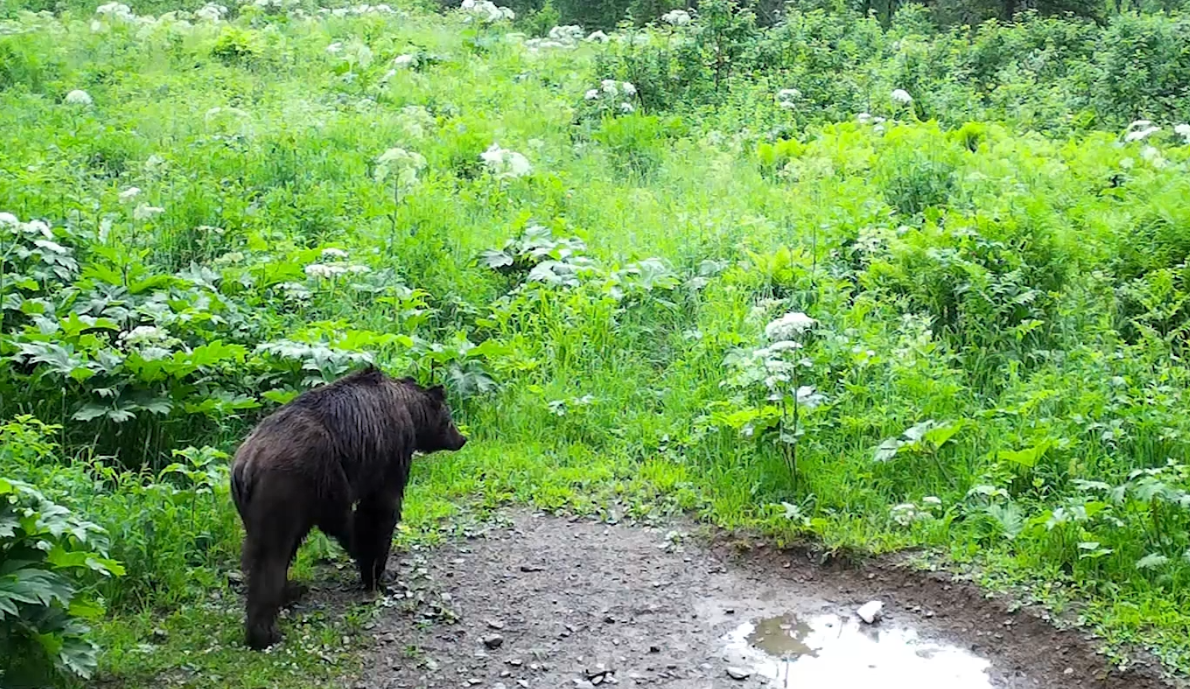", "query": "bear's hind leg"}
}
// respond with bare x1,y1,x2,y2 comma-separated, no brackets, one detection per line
244,536,290,650
352,491,400,592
